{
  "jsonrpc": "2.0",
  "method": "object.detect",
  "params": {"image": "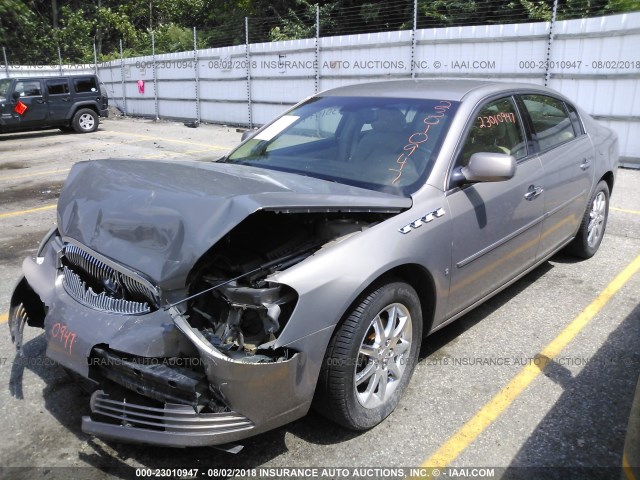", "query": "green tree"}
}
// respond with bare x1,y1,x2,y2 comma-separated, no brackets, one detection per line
0,1,46,63
52,6,94,61
2,0,640,61
269,0,337,40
